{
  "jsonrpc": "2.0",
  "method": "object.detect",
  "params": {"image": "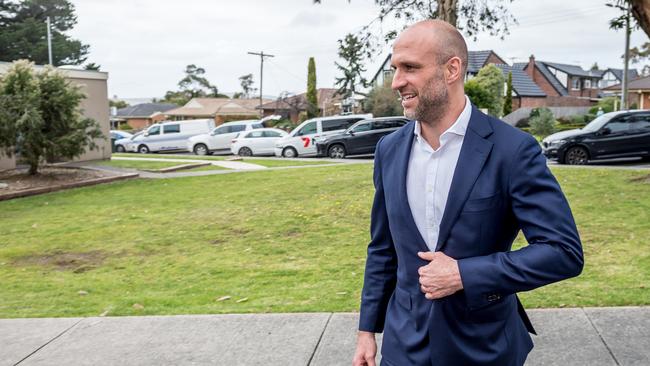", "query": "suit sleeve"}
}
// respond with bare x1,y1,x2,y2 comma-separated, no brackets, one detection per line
358,137,398,332
457,134,584,310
